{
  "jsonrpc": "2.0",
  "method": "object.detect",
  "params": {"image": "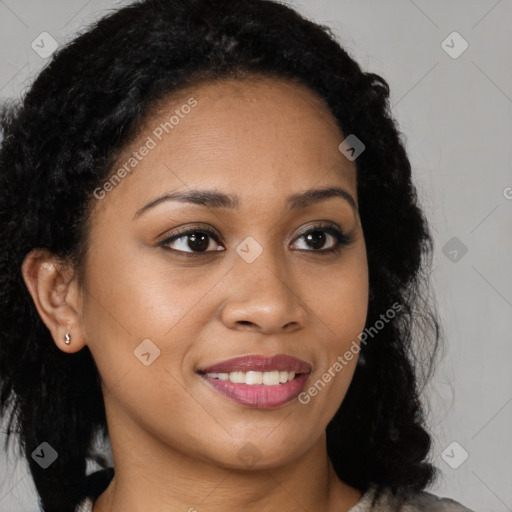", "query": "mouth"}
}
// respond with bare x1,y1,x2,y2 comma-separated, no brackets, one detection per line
197,354,312,409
